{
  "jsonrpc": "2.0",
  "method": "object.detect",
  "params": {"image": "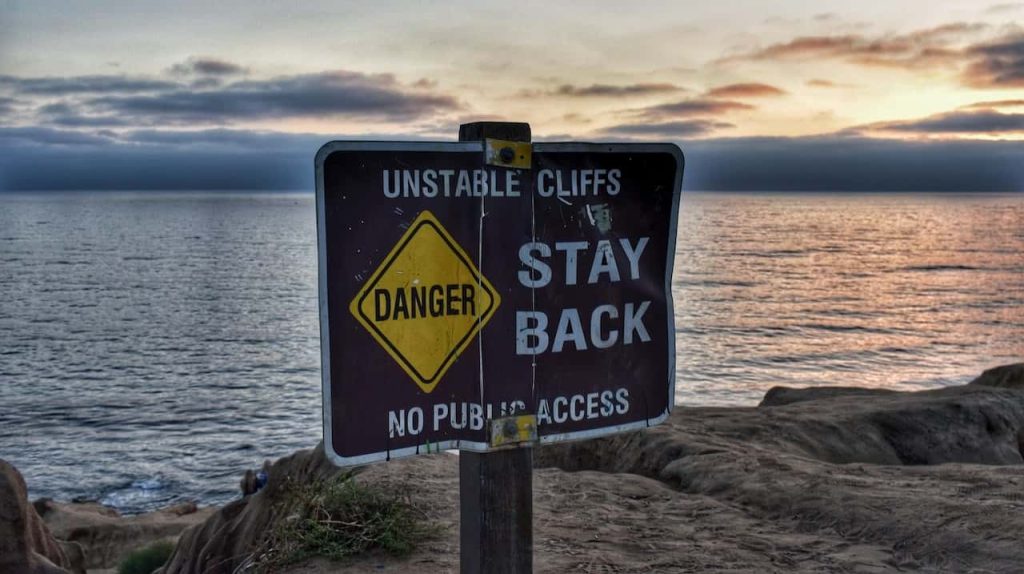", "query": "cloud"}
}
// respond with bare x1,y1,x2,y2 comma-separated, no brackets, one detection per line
721,25,1023,89
852,47,961,69
0,96,17,116
904,22,990,43
189,77,224,89
49,115,133,127
0,127,430,191
960,99,1024,109
117,128,332,150
867,110,1024,134
963,33,1024,88
0,126,115,146
35,102,132,127
732,34,865,60
523,83,684,98
84,70,460,123
986,3,1024,13
807,79,839,88
2,129,1021,192
633,98,754,119
680,136,1023,191
600,120,733,137
0,69,459,126
705,83,786,98
562,113,591,124
0,74,179,95
168,57,248,76
721,23,987,70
